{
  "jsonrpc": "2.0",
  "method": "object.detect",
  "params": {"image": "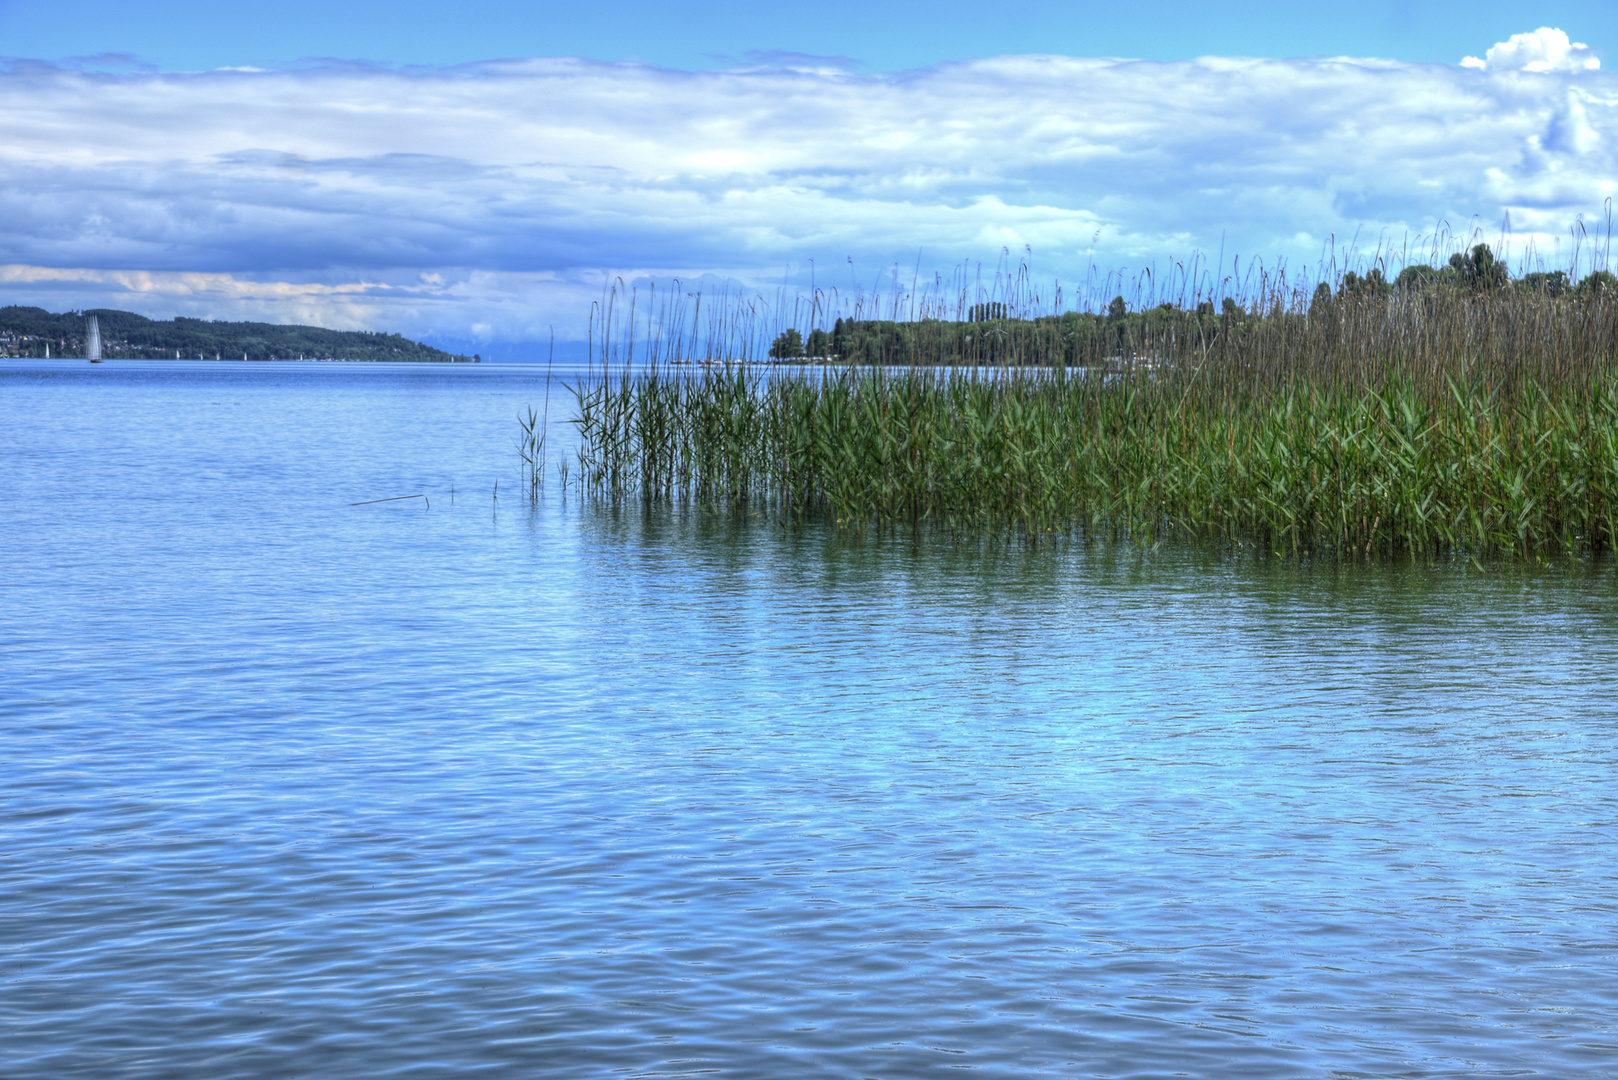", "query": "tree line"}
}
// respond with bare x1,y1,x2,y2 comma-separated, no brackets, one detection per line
764,244,1618,367
0,306,475,361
